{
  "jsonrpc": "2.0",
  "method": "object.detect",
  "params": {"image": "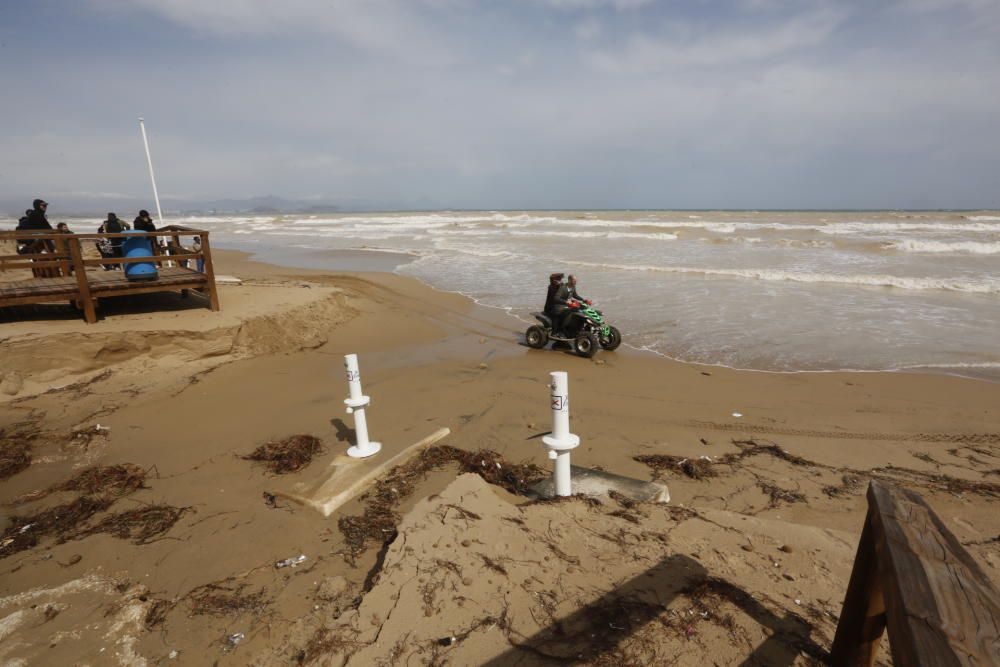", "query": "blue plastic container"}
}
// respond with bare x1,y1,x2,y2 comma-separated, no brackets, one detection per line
121,231,159,281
